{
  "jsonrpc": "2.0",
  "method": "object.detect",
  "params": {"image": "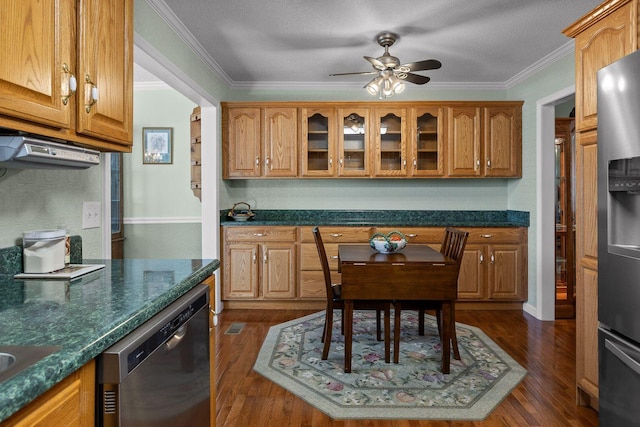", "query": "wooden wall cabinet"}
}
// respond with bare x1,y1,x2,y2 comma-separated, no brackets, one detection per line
0,0,133,152
373,108,408,177
563,0,640,410
301,106,337,177
410,107,446,177
338,107,371,177
222,101,522,179
1,360,95,427
223,106,298,178
447,106,522,177
223,227,297,301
